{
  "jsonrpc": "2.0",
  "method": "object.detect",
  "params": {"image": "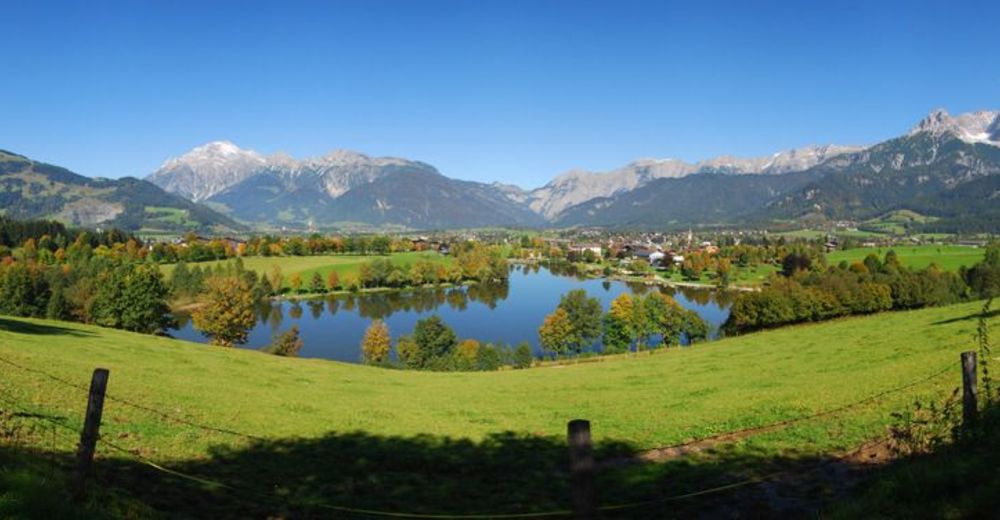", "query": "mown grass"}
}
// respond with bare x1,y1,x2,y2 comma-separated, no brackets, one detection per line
827,245,984,272
160,251,451,287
